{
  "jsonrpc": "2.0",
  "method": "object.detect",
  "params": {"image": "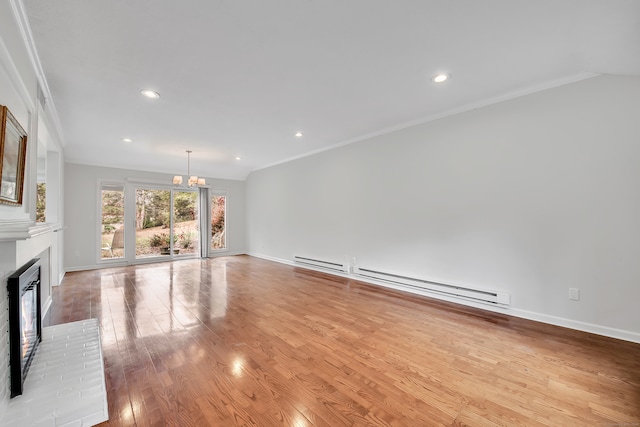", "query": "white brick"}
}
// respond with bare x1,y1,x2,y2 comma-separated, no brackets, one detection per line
1,319,108,426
